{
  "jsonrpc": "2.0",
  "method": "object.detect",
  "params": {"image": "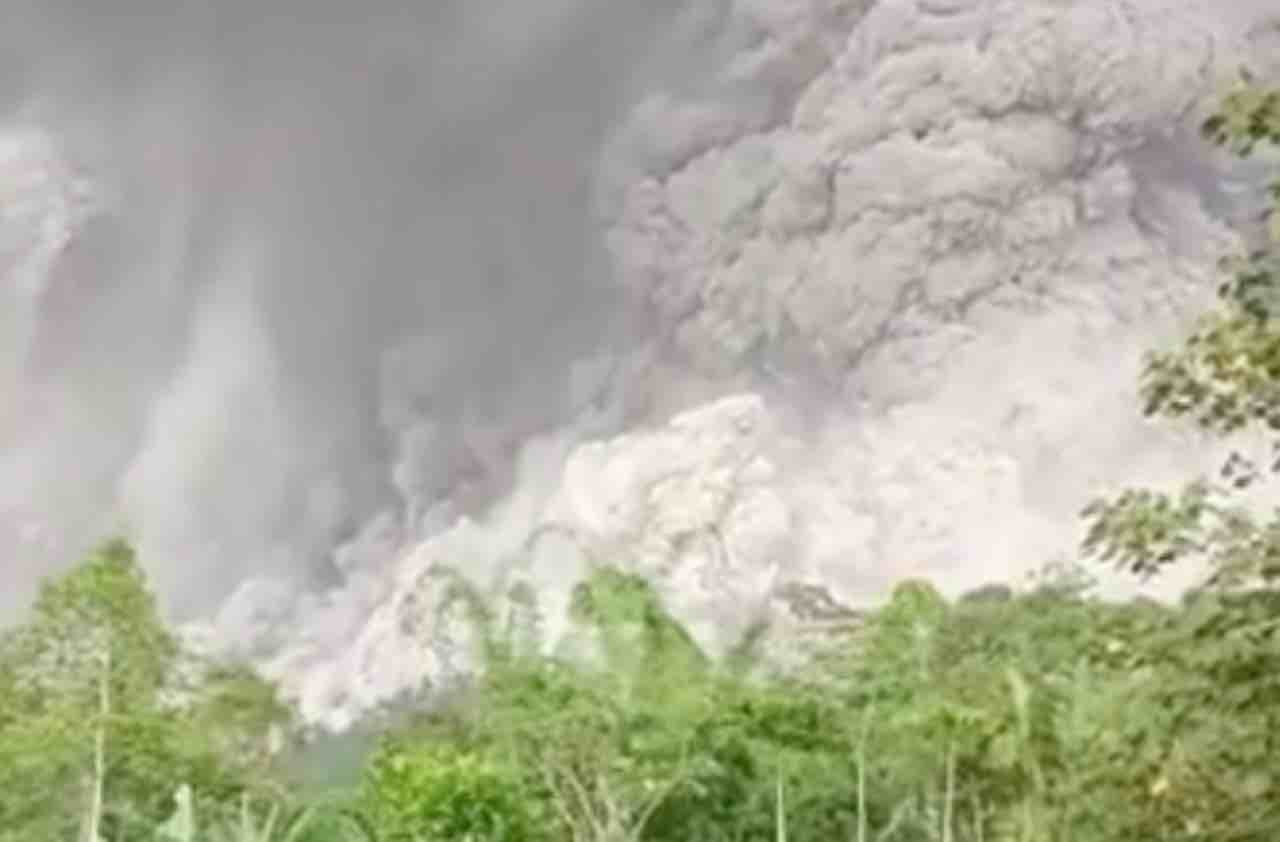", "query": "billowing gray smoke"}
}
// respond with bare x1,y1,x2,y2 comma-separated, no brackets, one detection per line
0,0,710,618
3,0,1280,730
